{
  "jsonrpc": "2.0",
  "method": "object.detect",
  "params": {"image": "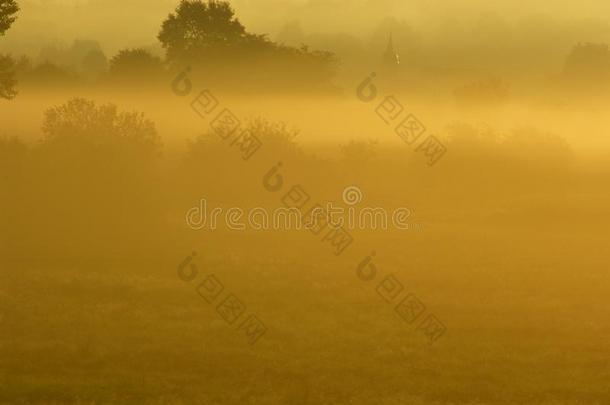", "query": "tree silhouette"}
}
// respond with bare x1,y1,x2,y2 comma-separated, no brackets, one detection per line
29,99,164,258
108,48,164,81
81,49,108,80
0,0,18,99
454,77,510,107
158,0,260,63
157,0,336,92
42,98,160,155
339,139,377,178
0,0,18,35
0,54,16,98
564,42,610,86
22,62,78,88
